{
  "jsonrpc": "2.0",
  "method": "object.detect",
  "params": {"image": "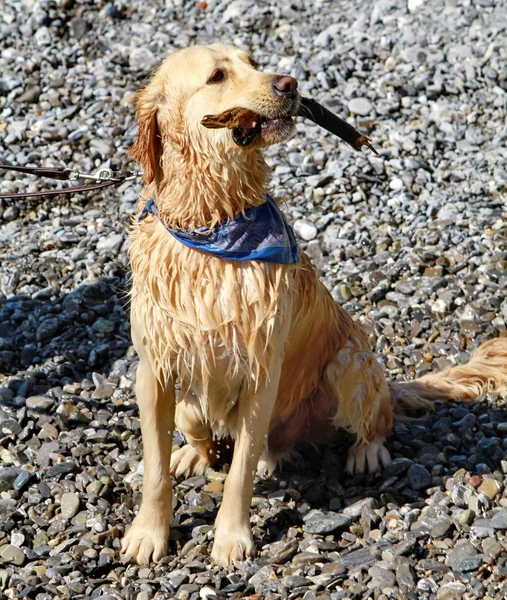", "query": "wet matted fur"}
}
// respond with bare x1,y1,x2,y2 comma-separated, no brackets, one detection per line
121,43,507,567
